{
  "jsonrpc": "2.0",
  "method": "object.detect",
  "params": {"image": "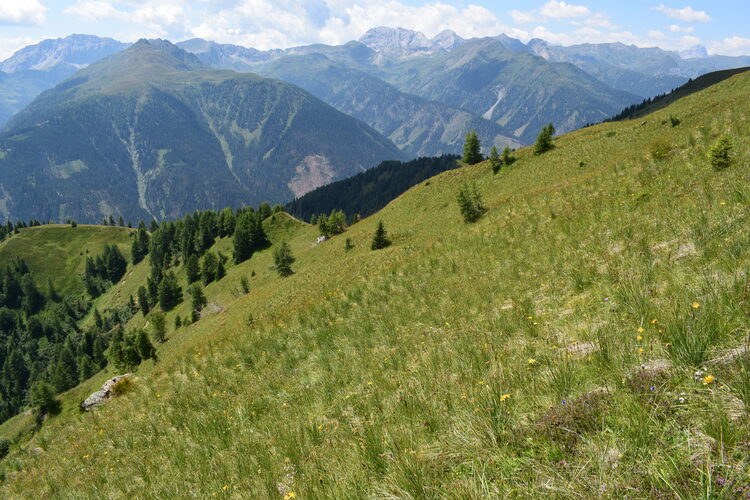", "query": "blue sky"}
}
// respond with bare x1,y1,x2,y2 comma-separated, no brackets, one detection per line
1,1,749,59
